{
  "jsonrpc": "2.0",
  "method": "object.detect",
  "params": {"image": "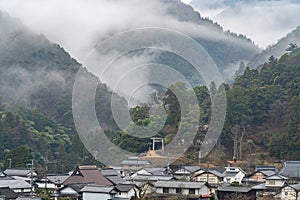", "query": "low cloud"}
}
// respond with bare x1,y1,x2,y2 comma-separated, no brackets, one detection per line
0,0,257,104
191,0,300,48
